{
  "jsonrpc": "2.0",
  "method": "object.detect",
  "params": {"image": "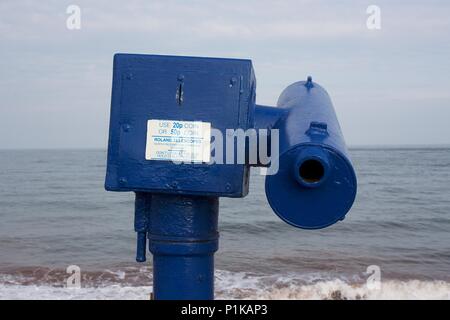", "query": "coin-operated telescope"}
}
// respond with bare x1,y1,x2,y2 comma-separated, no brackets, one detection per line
105,54,357,300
